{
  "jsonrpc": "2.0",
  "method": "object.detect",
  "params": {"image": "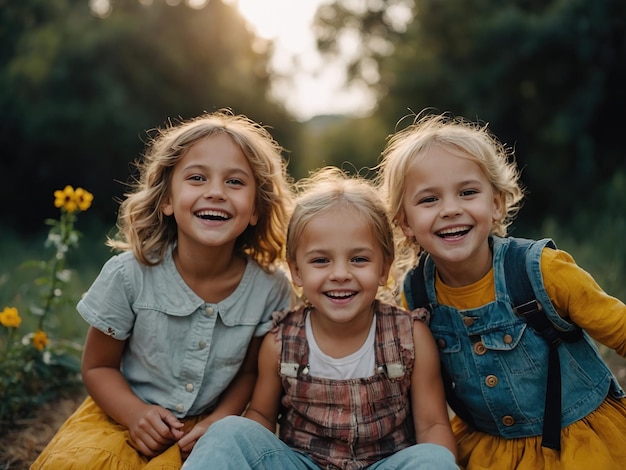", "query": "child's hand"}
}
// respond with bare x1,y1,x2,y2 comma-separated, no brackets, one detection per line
127,404,185,457
177,417,214,460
